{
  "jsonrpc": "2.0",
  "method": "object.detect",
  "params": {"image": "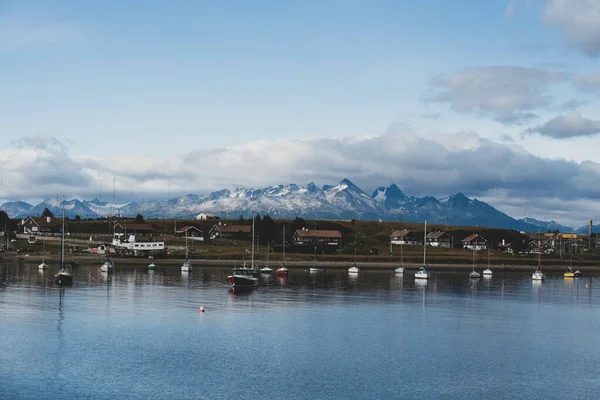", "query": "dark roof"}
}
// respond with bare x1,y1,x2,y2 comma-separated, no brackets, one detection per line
295,229,342,238
115,223,155,232
391,229,414,238
23,216,64,227
176,226,203,233
427,231,449,239
462,234,487,242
